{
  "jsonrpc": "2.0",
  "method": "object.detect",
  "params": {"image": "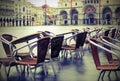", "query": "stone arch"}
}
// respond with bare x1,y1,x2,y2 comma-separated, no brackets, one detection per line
84,5,96,25
60,10,68,25
115,7,120,25
102,7,112,25
70,8,78,25
12,18,14,26
0,18,2,27
3,18,6,26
